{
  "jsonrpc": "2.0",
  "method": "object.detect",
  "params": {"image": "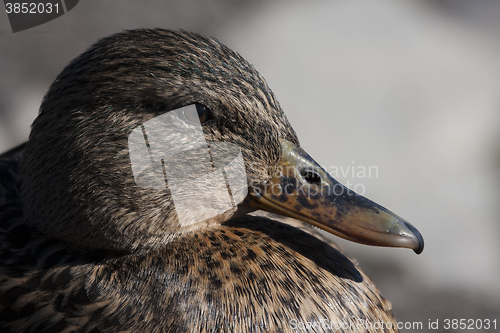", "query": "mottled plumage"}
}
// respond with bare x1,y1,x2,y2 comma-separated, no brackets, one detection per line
0,29,421,332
